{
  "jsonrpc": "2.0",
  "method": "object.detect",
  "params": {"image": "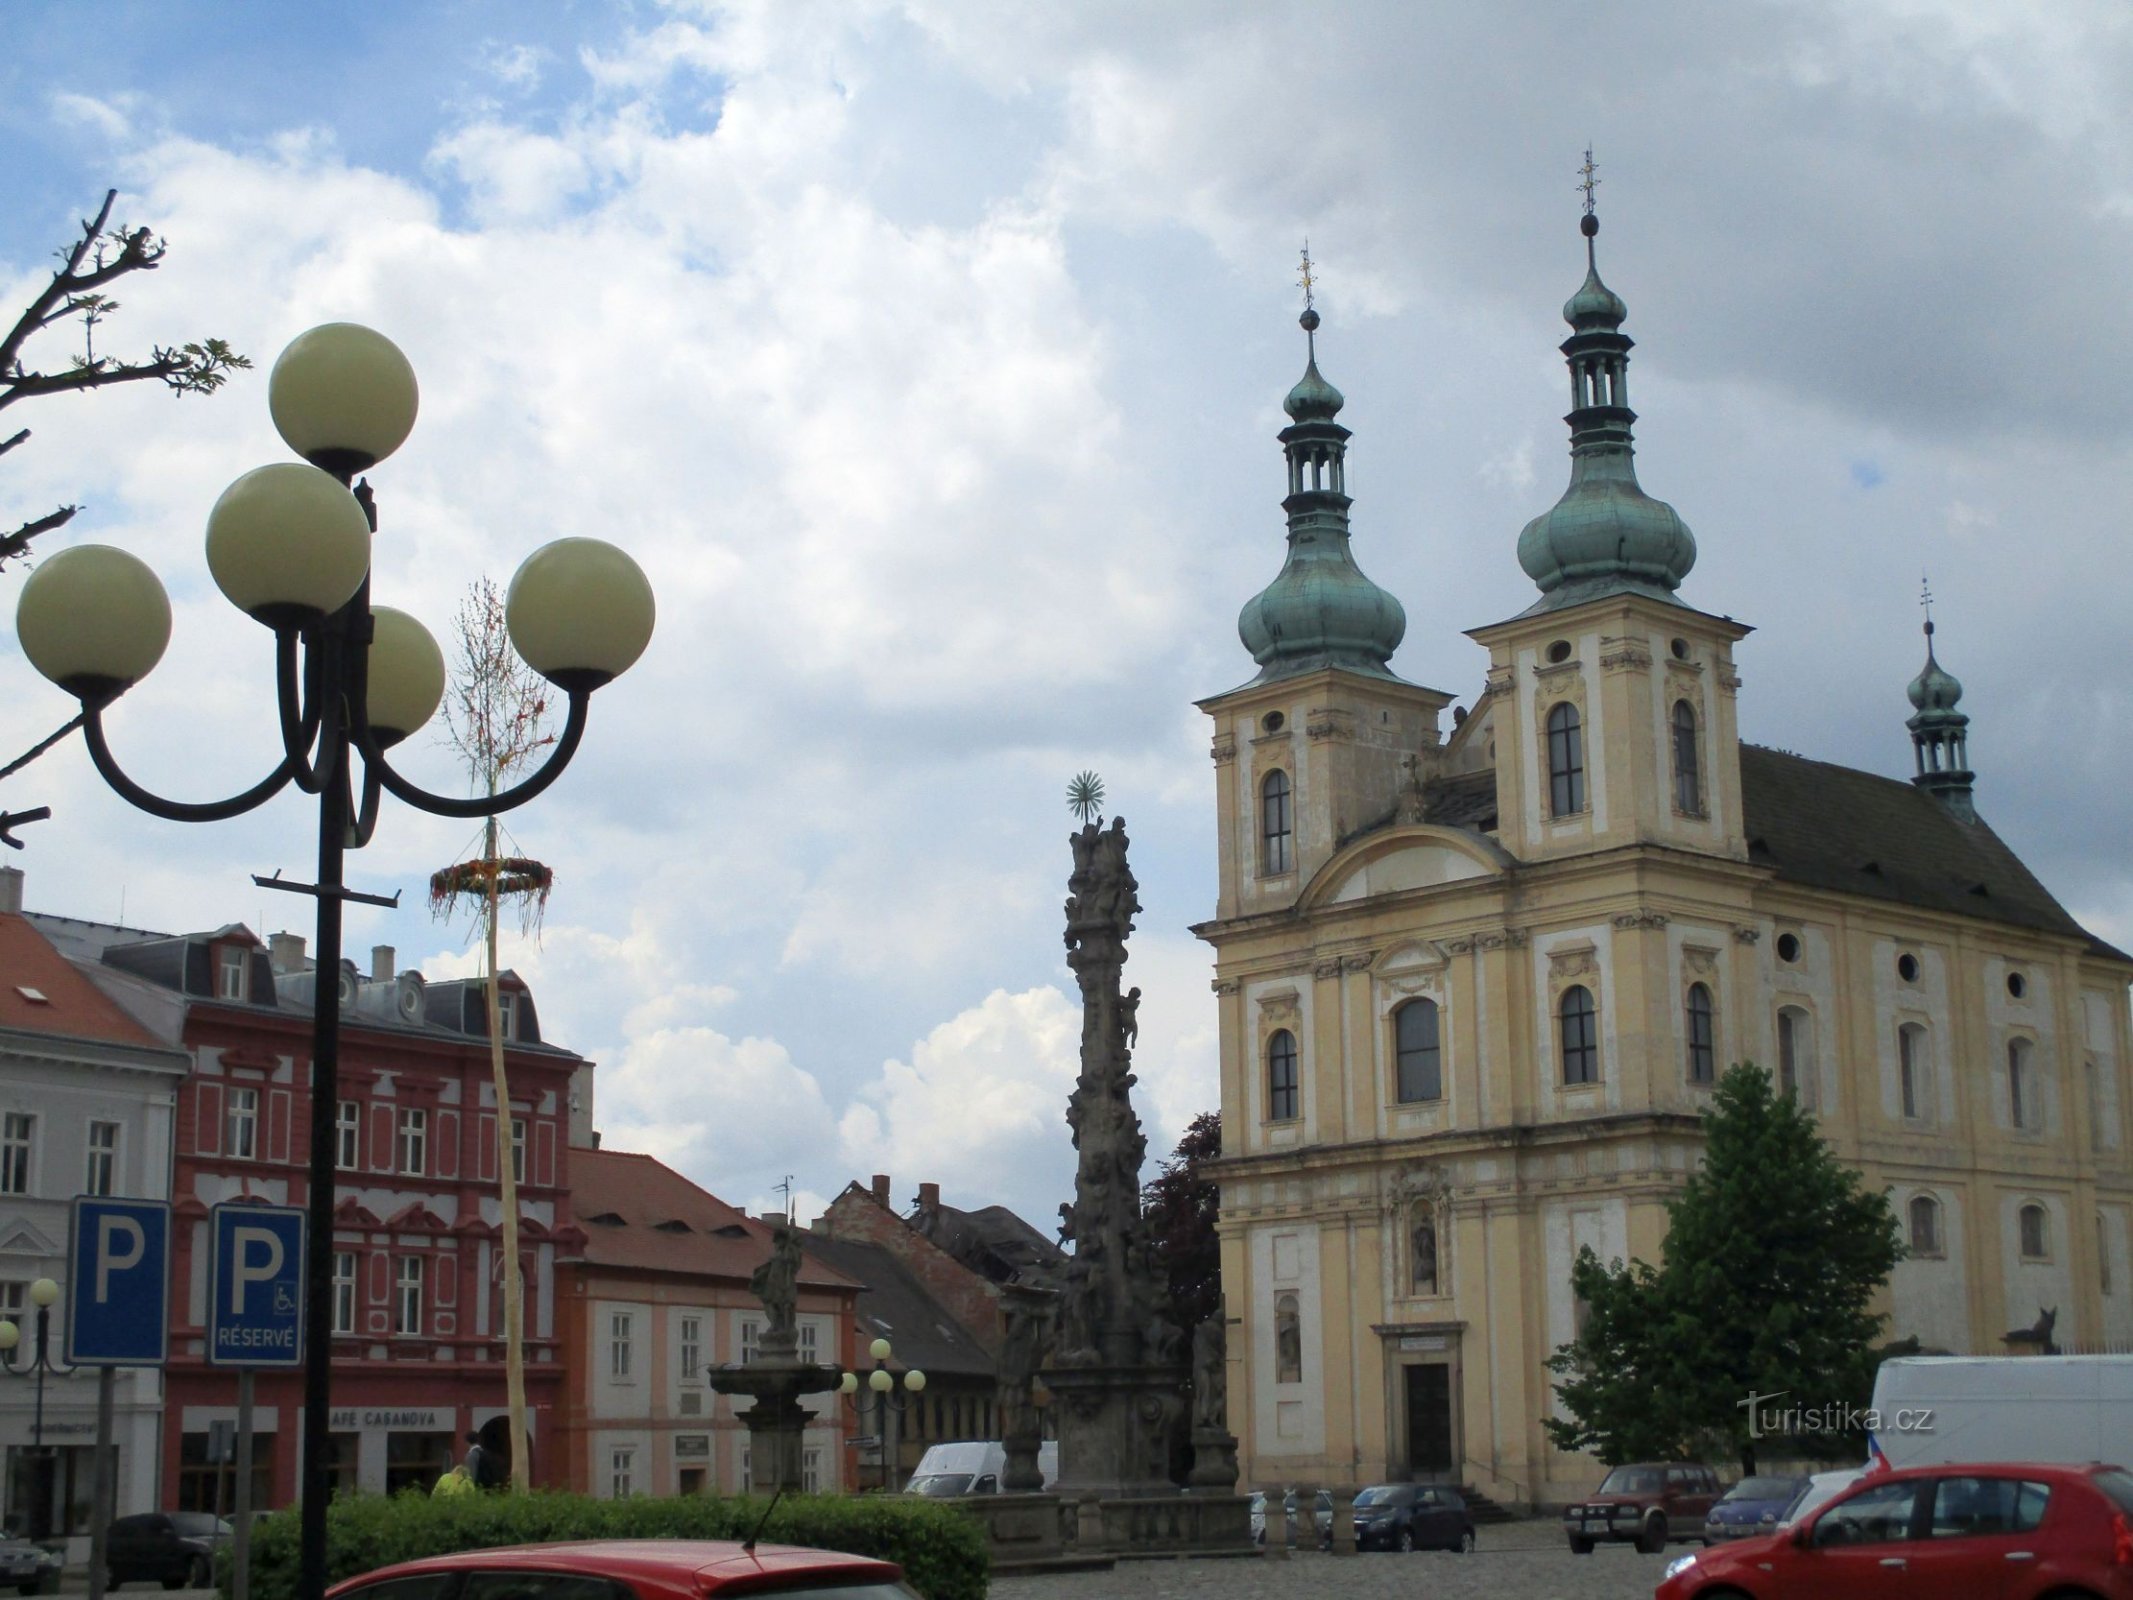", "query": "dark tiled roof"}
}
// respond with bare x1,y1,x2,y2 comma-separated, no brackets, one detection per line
1424,769,1498,831
799,1233,996,1380
1739,746,2125,962
909,1202,1064,1288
